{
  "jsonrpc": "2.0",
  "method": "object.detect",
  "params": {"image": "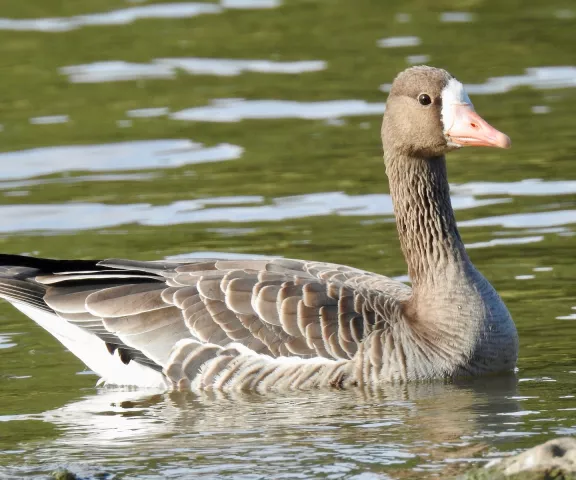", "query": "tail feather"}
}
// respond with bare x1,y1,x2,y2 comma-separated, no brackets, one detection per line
0,254,166,380
0,269,52,312
0,254,104,273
